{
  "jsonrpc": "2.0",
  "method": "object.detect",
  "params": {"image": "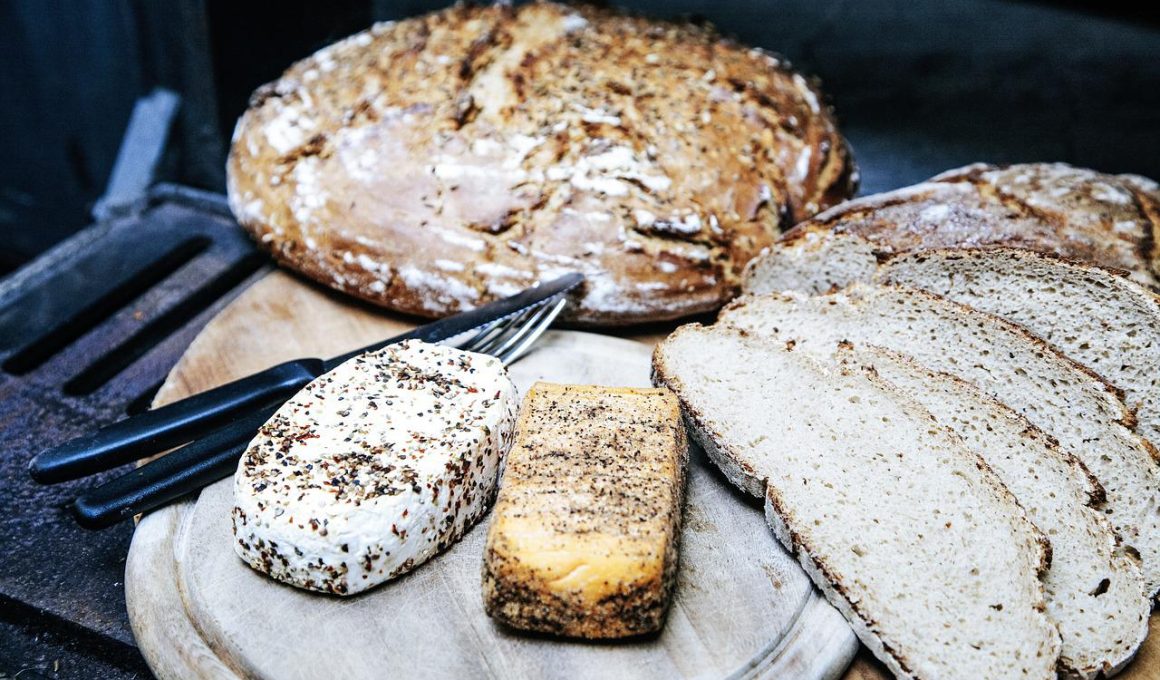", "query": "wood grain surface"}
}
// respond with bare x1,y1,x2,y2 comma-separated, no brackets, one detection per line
125,271,859,680
124,271,1159,680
